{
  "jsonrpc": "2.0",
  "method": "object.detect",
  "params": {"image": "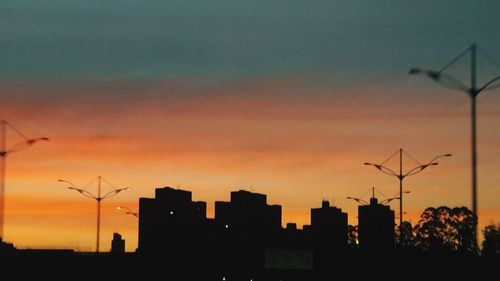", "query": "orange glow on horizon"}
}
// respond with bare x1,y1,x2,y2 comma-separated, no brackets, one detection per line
1,76,500,251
